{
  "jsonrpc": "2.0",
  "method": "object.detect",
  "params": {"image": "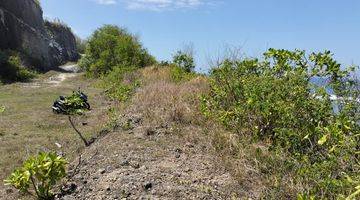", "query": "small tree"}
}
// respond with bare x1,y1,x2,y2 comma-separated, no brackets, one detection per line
75,35,87,55
172,50,195,73
79,25,156,77
54,91,91,146
4,152,67,200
